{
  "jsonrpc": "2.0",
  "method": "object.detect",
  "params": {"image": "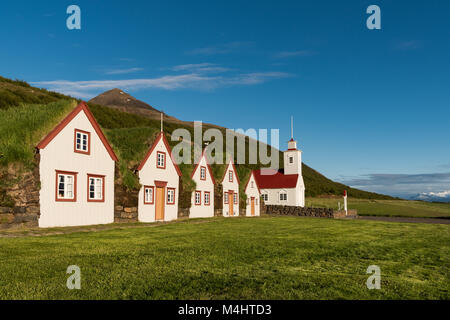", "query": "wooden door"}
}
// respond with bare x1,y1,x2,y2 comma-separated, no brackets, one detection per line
229,192,234,216
251,197,255,216
155,187,165,221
